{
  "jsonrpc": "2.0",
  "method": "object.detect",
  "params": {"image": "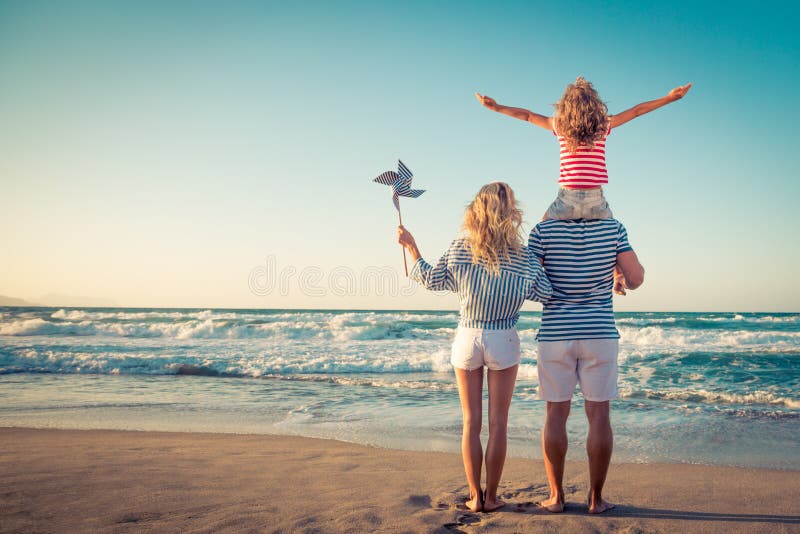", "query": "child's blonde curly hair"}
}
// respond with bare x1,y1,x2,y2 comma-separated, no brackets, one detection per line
553,77,609,153
462,182,523,276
